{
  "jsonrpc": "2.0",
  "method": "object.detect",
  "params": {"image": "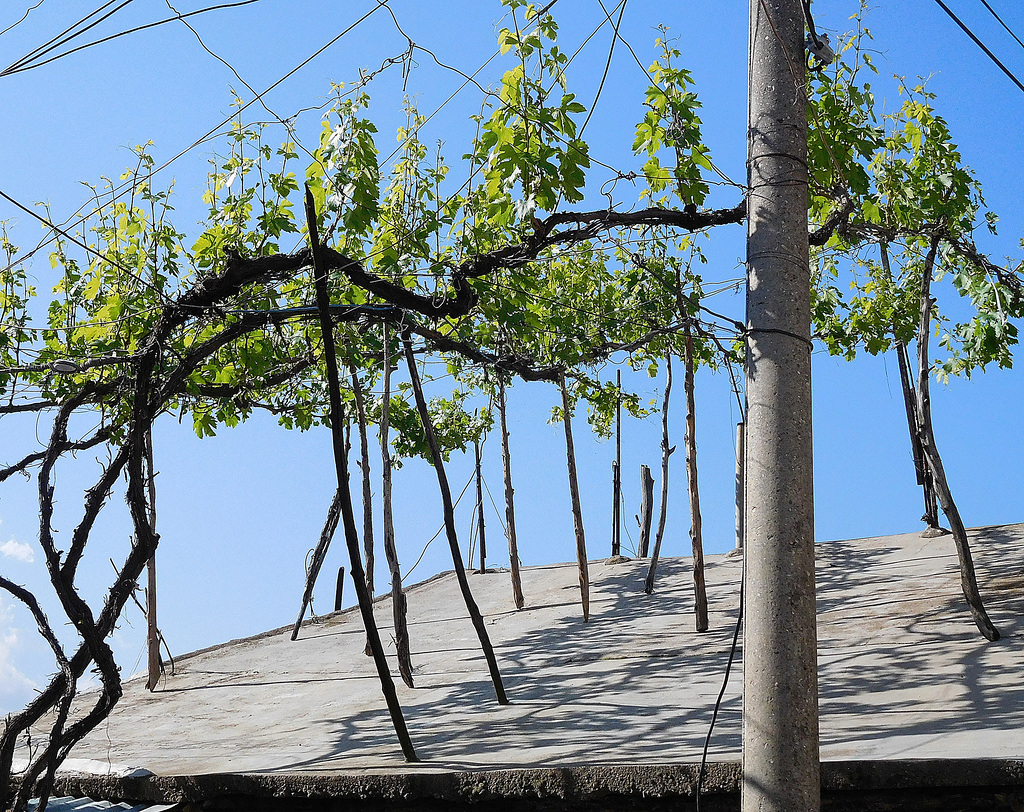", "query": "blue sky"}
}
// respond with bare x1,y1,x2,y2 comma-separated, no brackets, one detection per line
1,0,1022,714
